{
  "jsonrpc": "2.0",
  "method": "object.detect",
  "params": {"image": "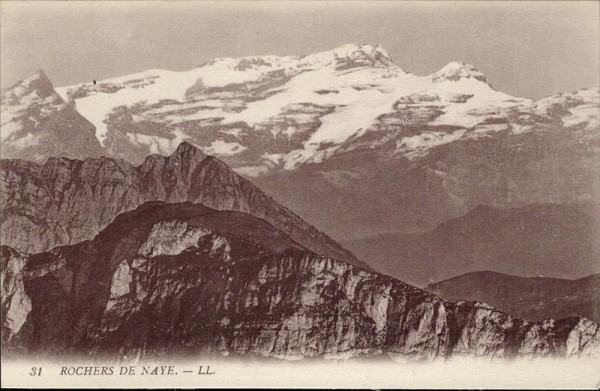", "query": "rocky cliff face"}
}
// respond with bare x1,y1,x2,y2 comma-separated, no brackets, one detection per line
0,143,362,267
1,202,598,360
1,246,31,343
